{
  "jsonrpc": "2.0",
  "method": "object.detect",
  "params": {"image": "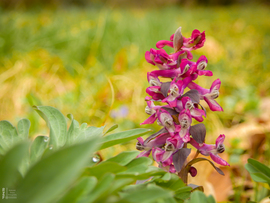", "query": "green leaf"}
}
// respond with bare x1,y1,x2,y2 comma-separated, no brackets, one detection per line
57,176,98,203
185,191,216,203
0,142,29,188
116,166,166,180
107,178,135,194
103,124,118,135
154,173,185,191
175,186,192,200
33,106,67,148
100,128,151,150
82,173,115,203
0,120,19,153
125,156,153,168
66,114,104,145
104,151,140,166
121,184,174,203
245,159,270,185
30,136,49,164
16,135,101,203
17,118,31,139
84,162,127,177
